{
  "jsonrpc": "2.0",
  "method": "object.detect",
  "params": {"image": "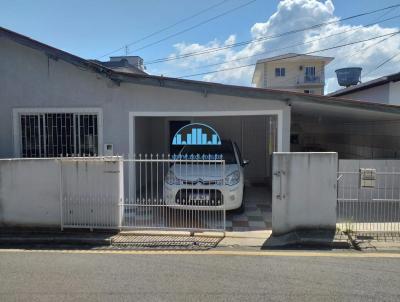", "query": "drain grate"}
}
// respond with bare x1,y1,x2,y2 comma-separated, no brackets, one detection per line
111,234,223,250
